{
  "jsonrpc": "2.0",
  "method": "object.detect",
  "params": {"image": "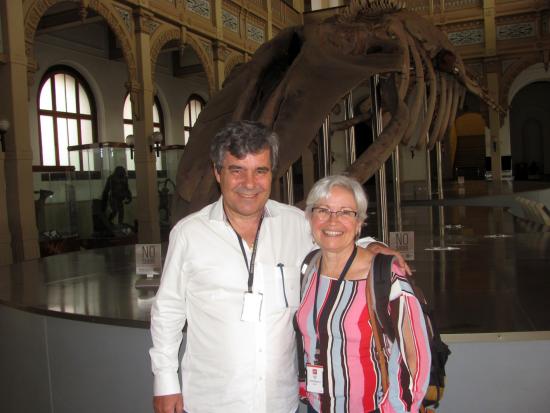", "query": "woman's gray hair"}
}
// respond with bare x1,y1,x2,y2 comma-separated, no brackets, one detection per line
210,120,279,172
305,175,368,223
